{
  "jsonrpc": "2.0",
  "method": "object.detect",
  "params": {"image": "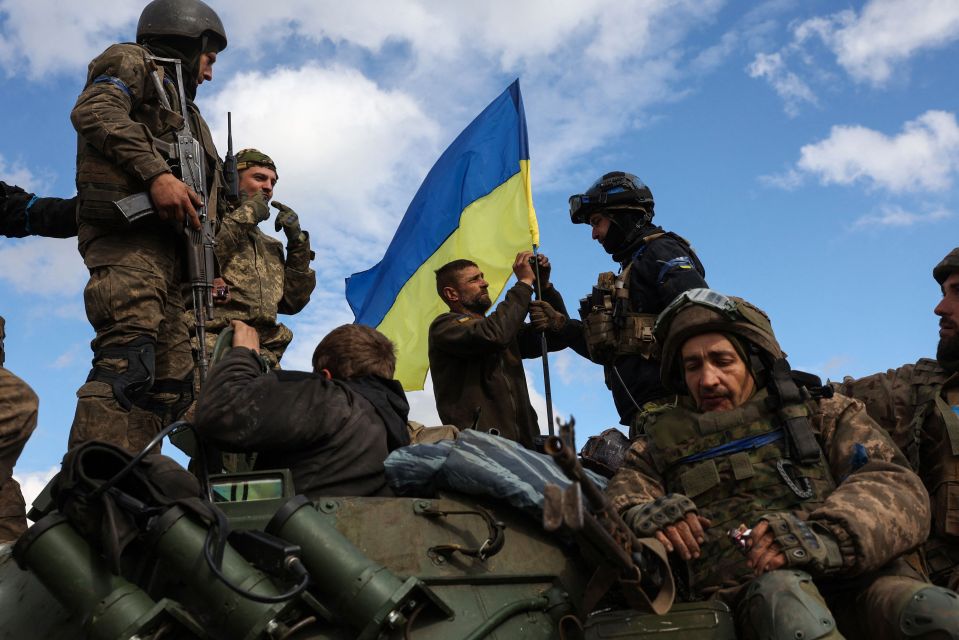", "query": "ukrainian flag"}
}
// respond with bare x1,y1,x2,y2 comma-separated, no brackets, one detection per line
345,79,539,390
